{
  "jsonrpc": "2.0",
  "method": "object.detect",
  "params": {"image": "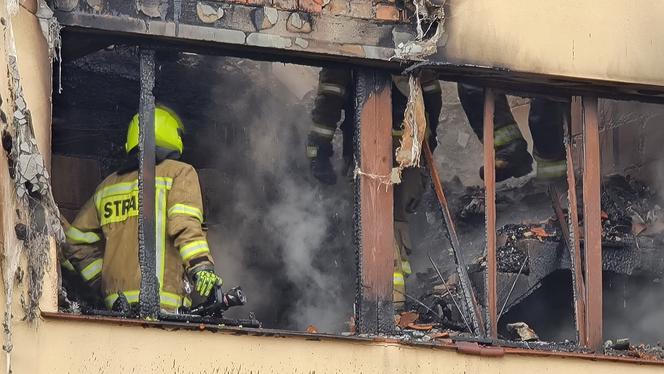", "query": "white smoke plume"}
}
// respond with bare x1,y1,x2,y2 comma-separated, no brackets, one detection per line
196,59,355,332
